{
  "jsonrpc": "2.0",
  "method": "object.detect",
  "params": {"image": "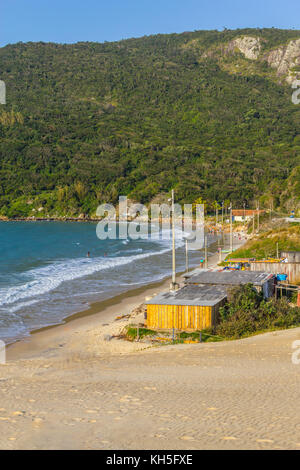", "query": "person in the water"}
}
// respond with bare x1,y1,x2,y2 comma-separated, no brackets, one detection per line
87,251,90,257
